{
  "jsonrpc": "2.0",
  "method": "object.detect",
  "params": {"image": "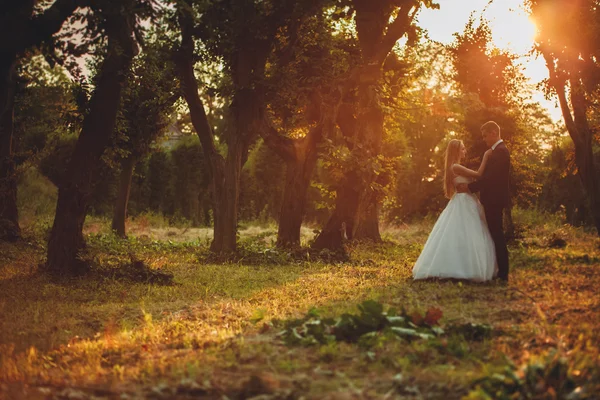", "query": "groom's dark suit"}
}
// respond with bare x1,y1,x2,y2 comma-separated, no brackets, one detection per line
468,141,510,281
